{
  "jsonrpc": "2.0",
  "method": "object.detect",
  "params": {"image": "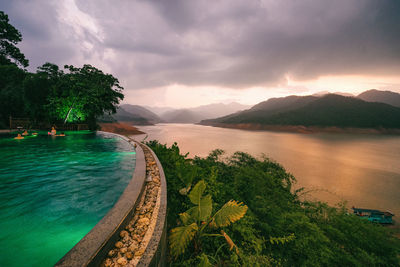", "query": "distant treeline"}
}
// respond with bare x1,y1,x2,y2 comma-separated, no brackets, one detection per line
0,11,123,130
148,141,400,266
